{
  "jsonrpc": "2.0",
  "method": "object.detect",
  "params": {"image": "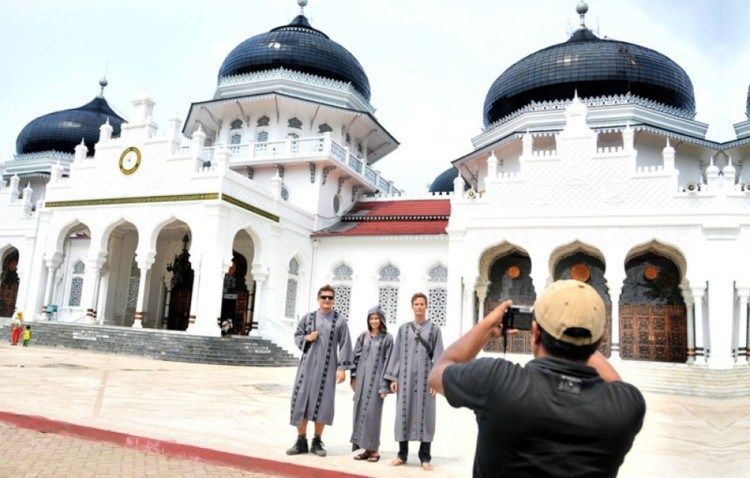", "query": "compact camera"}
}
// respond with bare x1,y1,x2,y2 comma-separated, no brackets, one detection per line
502,305,534,331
